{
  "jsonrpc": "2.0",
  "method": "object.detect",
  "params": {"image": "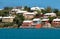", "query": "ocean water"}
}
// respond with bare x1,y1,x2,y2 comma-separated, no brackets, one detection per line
0,28,60,39
0,0,60,9
0,0,60,39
